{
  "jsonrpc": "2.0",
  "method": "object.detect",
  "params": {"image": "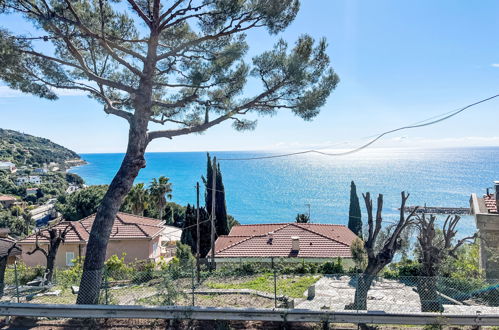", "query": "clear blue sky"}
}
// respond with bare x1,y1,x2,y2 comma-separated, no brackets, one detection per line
1,0,499,153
